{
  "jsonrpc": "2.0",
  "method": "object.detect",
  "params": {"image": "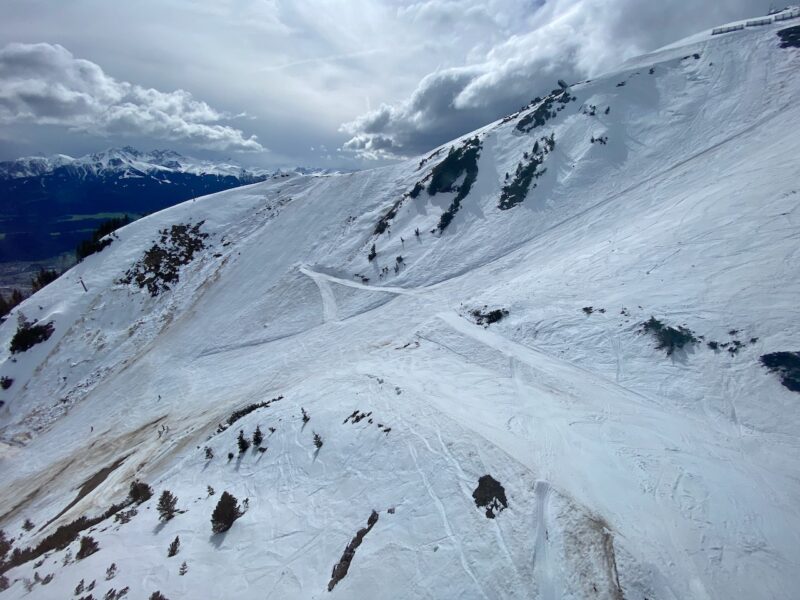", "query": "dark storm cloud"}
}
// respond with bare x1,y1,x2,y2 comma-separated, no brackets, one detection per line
0,0,770,165
340,0,770,159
